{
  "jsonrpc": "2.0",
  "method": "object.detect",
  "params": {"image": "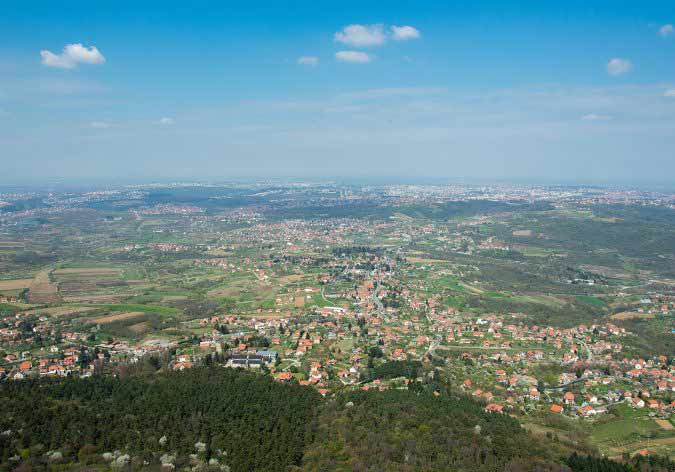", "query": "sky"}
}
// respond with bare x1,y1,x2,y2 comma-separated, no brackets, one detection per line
1,0,675,185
